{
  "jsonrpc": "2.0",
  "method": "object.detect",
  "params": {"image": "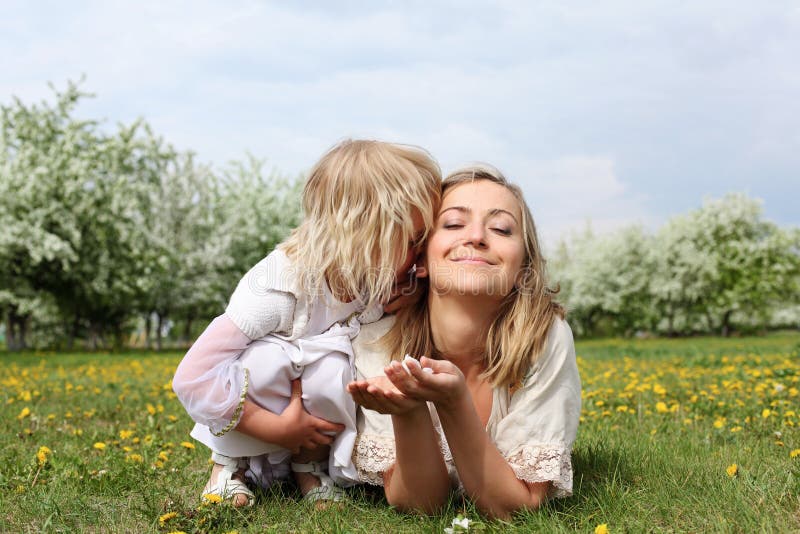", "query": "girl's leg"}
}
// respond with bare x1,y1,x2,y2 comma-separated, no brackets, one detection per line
291,352,356,500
